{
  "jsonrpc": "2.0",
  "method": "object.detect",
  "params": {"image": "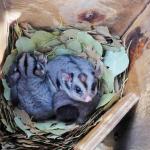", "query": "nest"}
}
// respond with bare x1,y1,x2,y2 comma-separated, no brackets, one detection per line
0,23,129,150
